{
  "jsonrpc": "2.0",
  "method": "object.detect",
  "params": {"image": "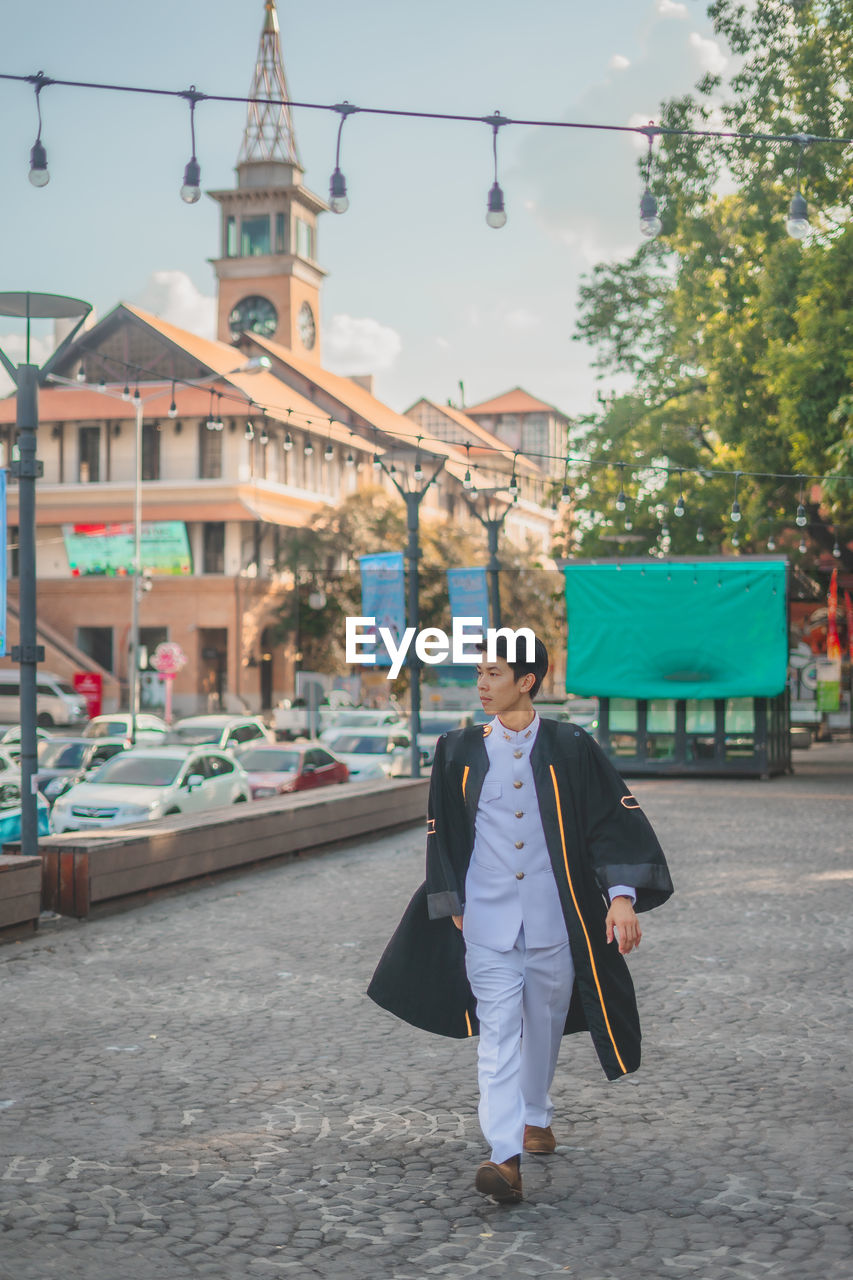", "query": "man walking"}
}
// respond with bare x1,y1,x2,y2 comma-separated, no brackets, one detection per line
368,633,673,1203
